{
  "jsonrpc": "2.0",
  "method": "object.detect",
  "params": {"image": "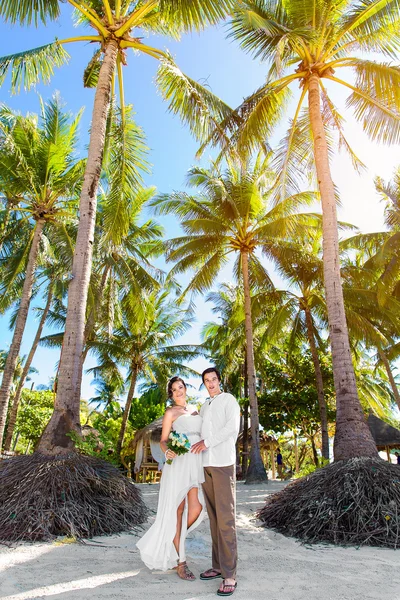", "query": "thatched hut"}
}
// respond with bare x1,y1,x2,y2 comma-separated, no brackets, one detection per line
237,429,278,477
367,414,400,461
127,417,164,482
